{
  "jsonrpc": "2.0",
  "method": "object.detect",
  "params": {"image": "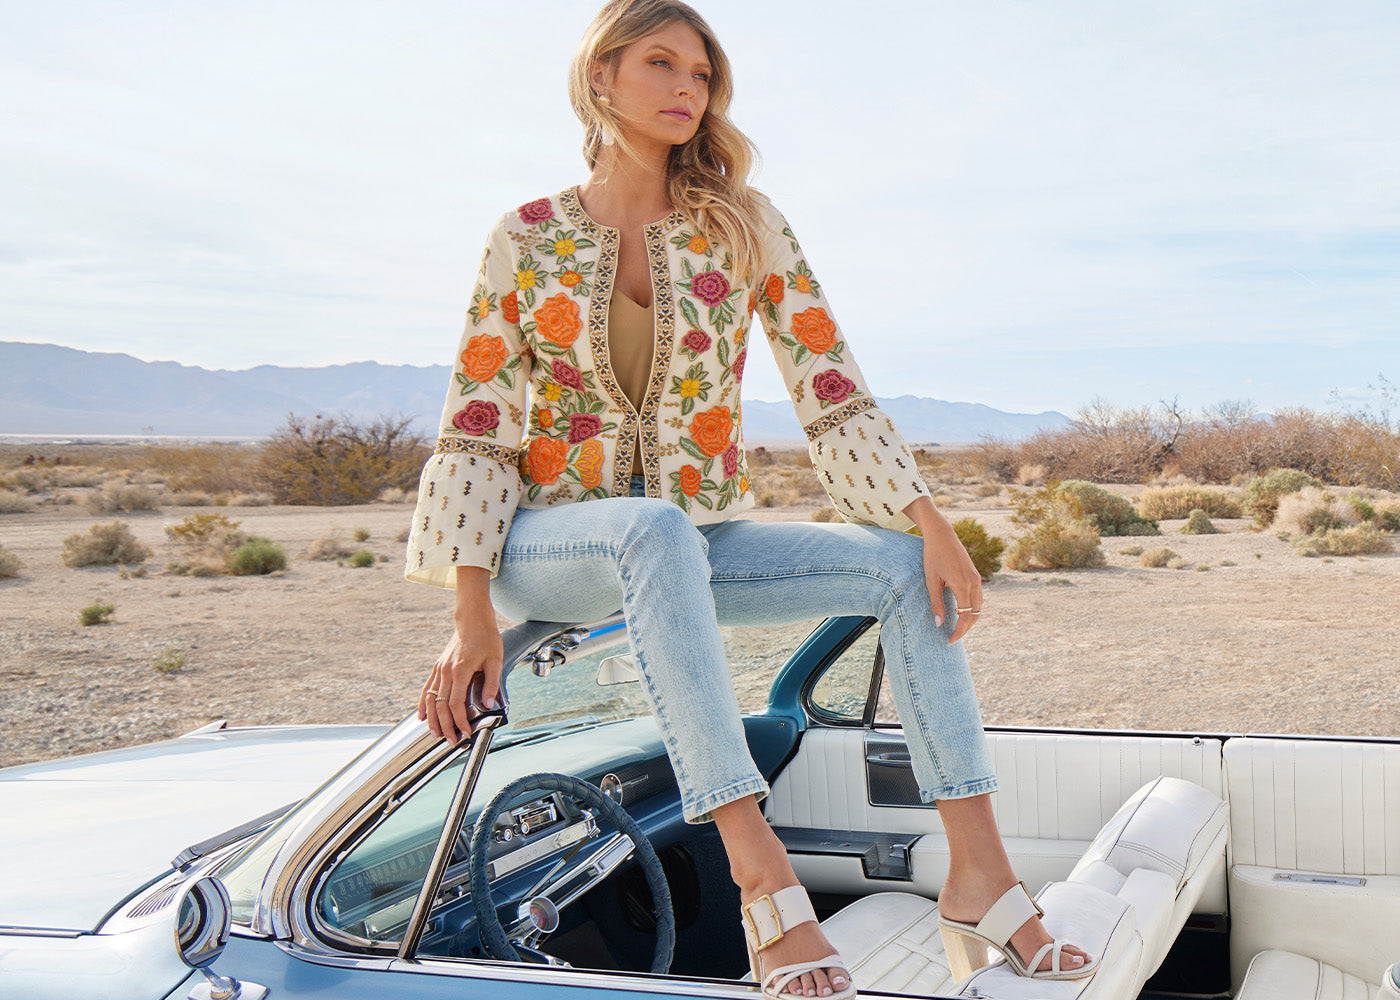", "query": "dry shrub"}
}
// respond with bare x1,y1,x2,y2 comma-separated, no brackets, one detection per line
227,537,287,575
975,483,1000,497
1375,501,1400,533
257,414,430,505
347,549,375,569
1140,546,1178,568
62,521,153,567
1118,544,1144,556
1245,469,1326,526
810,506,839,522
0,489,37,513
138,443,263,493
227,492,274,507
79,601,116,626
87,483,161,513
165,513,246,574
1180,509,1219,535
1166,556,1190,570
0,544,24,578
951,518,1005,580
1056,480,1159,536
1136,485,1243,520
1293,523,1393,557
304,533,357,561
1015,463,1046,486
1005,520,1104,571
394,527,411,543
1273,487,1357,537
168,491,214,506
